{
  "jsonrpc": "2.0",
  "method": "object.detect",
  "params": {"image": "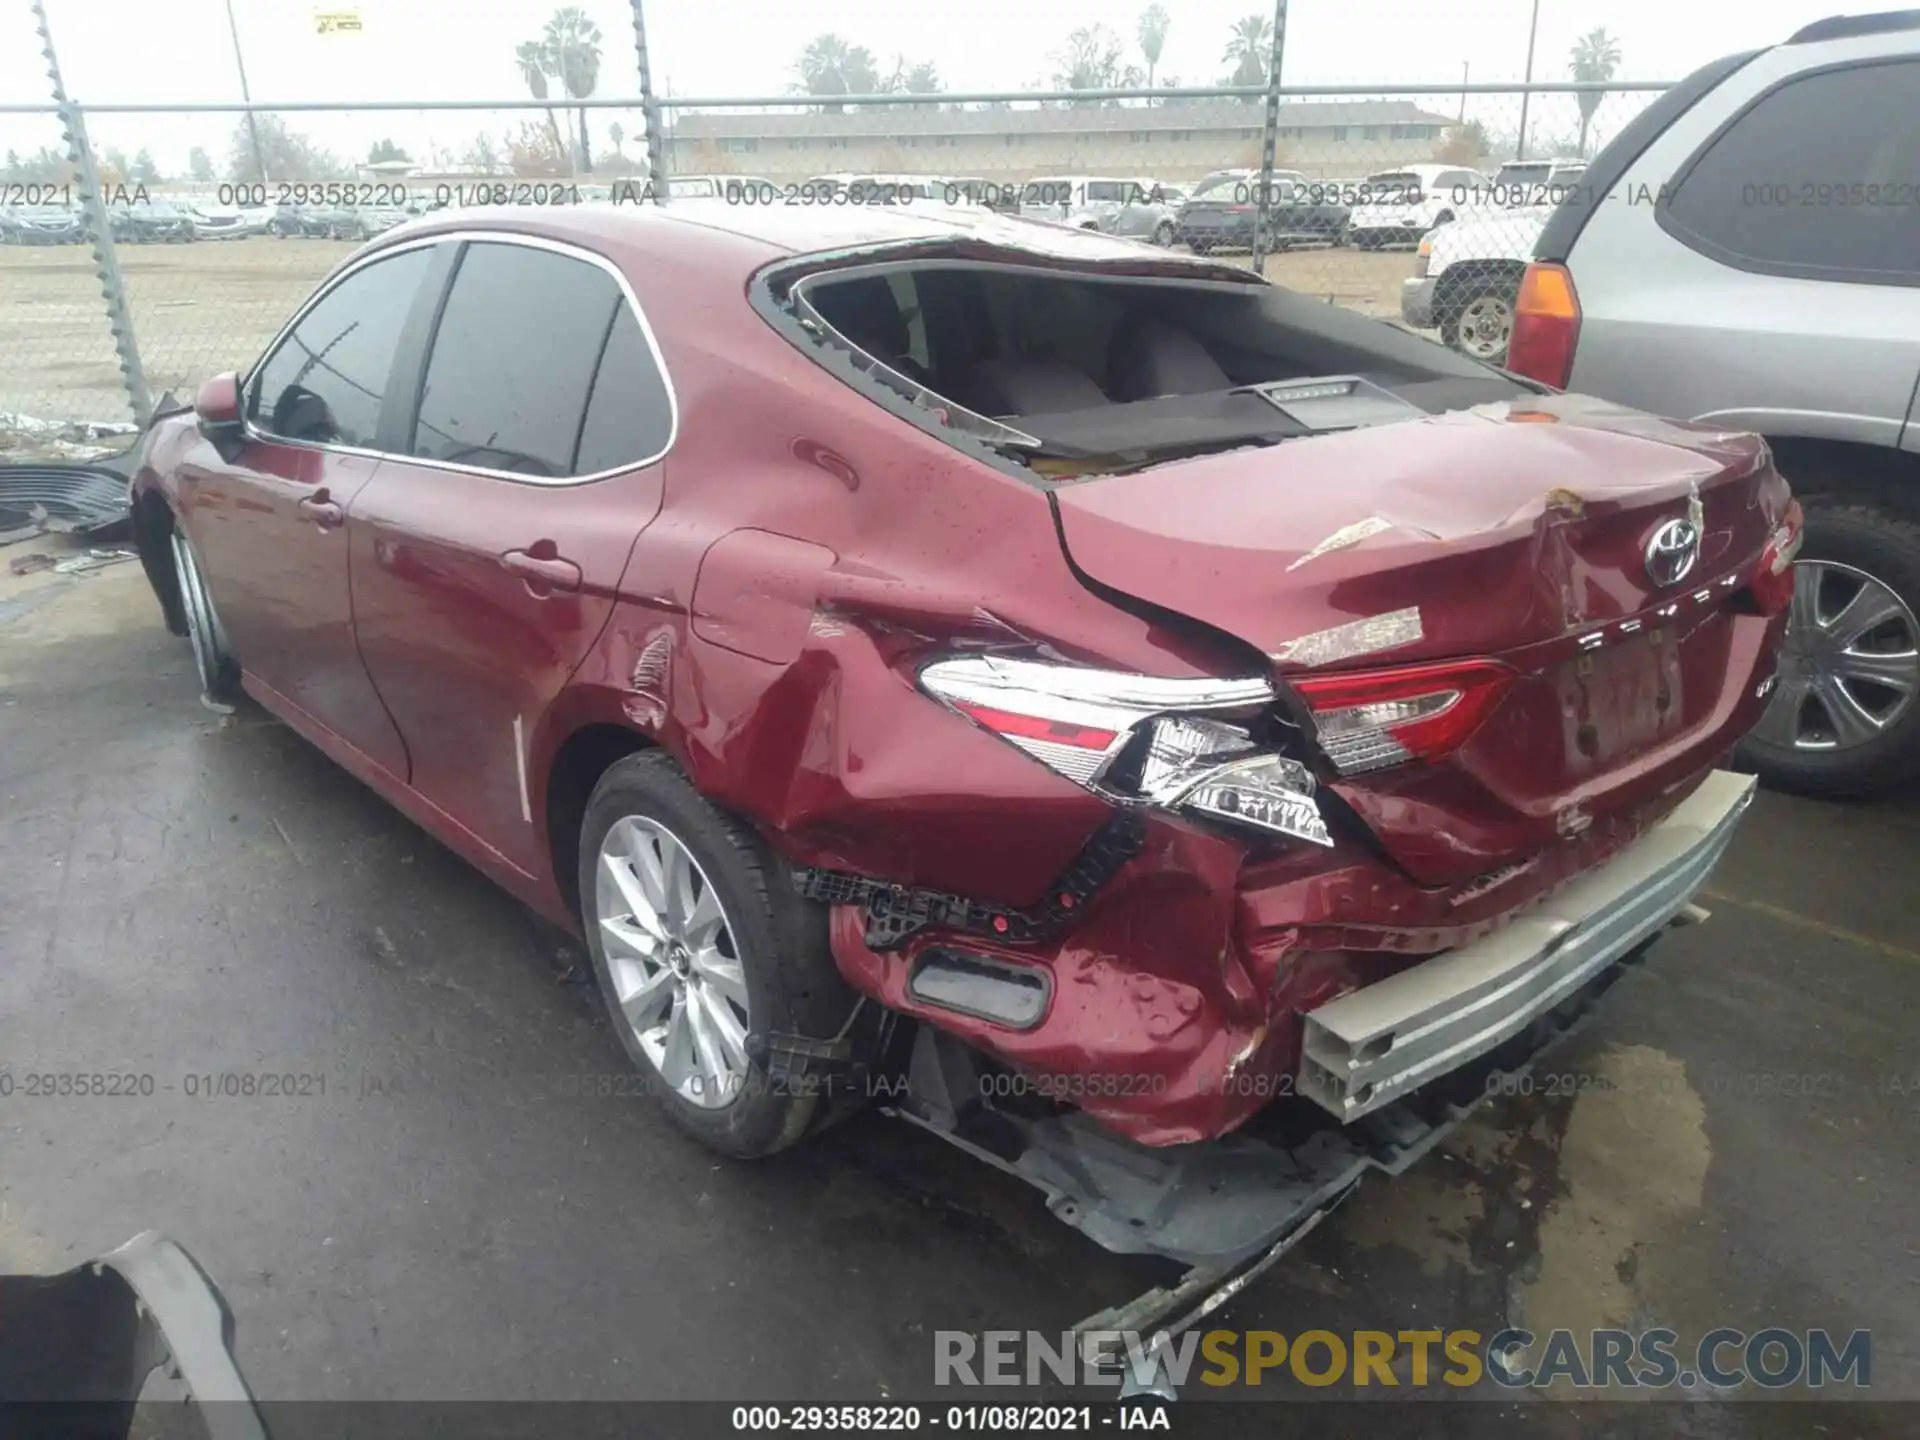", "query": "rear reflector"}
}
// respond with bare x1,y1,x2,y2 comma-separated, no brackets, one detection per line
1295,659,1514,773
1505,262,1582,389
